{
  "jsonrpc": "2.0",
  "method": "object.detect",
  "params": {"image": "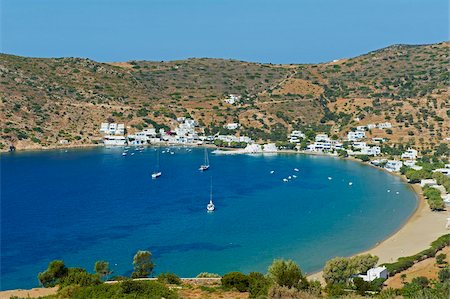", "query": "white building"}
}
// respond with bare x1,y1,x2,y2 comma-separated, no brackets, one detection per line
307,140,342,152
263,143,278,152
372,137,385,143
420,179,437,187
315,134,330,142
224,94,241,104
348,130,366,141
352,142,367,149
361,146,381,156
289,130,306,143
224,123,240,130
377,122,392,129
356,126,367,131
384,160,403,172
103,135,127,146
433,168,450,176
401,148,418,160
356,267,388,282
367,124,377,130
99,123,125,135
